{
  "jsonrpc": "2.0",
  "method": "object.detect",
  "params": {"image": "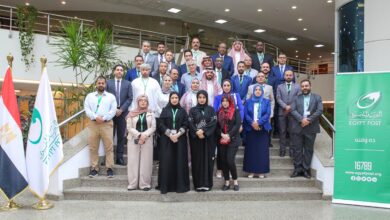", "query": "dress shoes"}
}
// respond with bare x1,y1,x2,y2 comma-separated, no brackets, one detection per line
233,185,239,191
290,170,301,178
222,185,230,191
303,171,311,179
279,150,286,157
116,158,126,166
142,187,151,191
